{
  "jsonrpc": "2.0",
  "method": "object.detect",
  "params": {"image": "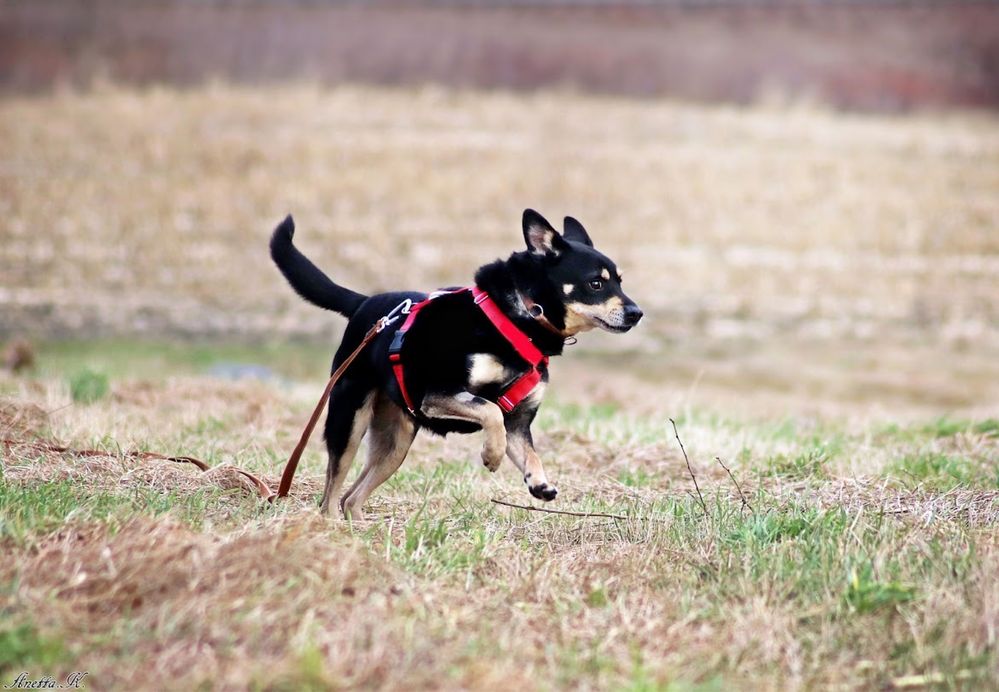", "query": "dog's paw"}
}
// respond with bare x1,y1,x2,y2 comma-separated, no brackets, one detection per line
481,449,503,473
528,483,558,502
